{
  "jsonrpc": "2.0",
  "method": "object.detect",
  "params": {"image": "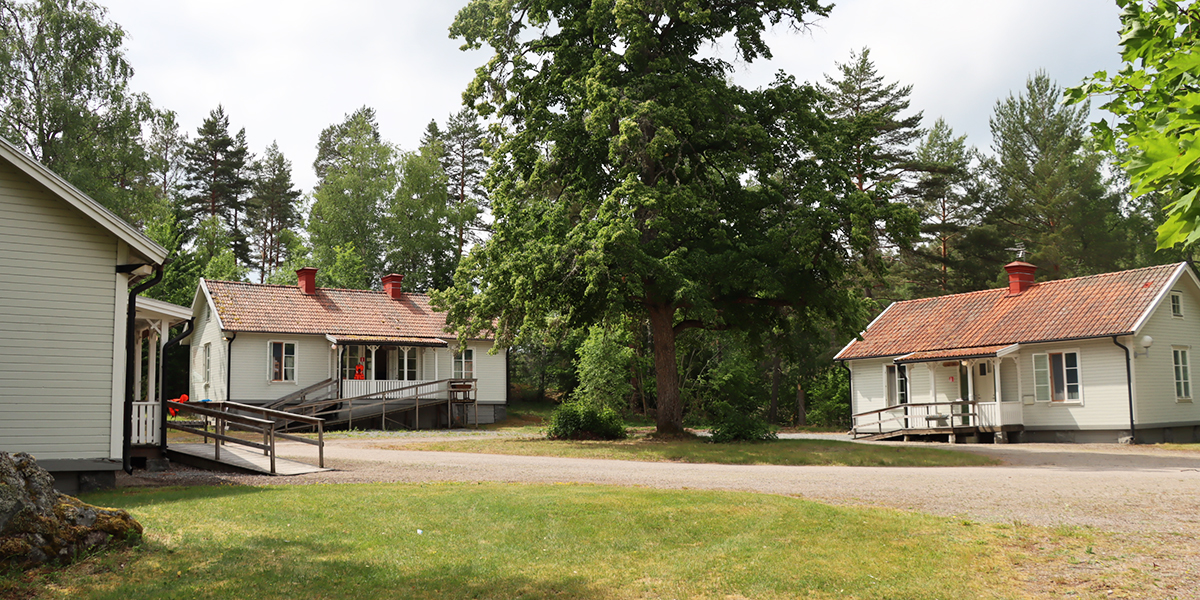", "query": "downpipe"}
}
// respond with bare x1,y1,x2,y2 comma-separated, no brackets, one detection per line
1112,336,1137,444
